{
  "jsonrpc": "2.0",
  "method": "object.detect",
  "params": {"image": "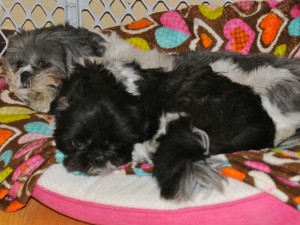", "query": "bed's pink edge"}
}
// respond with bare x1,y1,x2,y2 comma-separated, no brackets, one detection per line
32,184,300,225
